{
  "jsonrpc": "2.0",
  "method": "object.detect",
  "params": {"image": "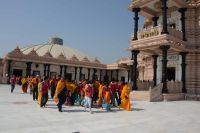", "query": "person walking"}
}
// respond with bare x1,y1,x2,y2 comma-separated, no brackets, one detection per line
32,75,40,101
83,82,93,114
10,75,16,93
38,77,49,107
54,77,67,112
